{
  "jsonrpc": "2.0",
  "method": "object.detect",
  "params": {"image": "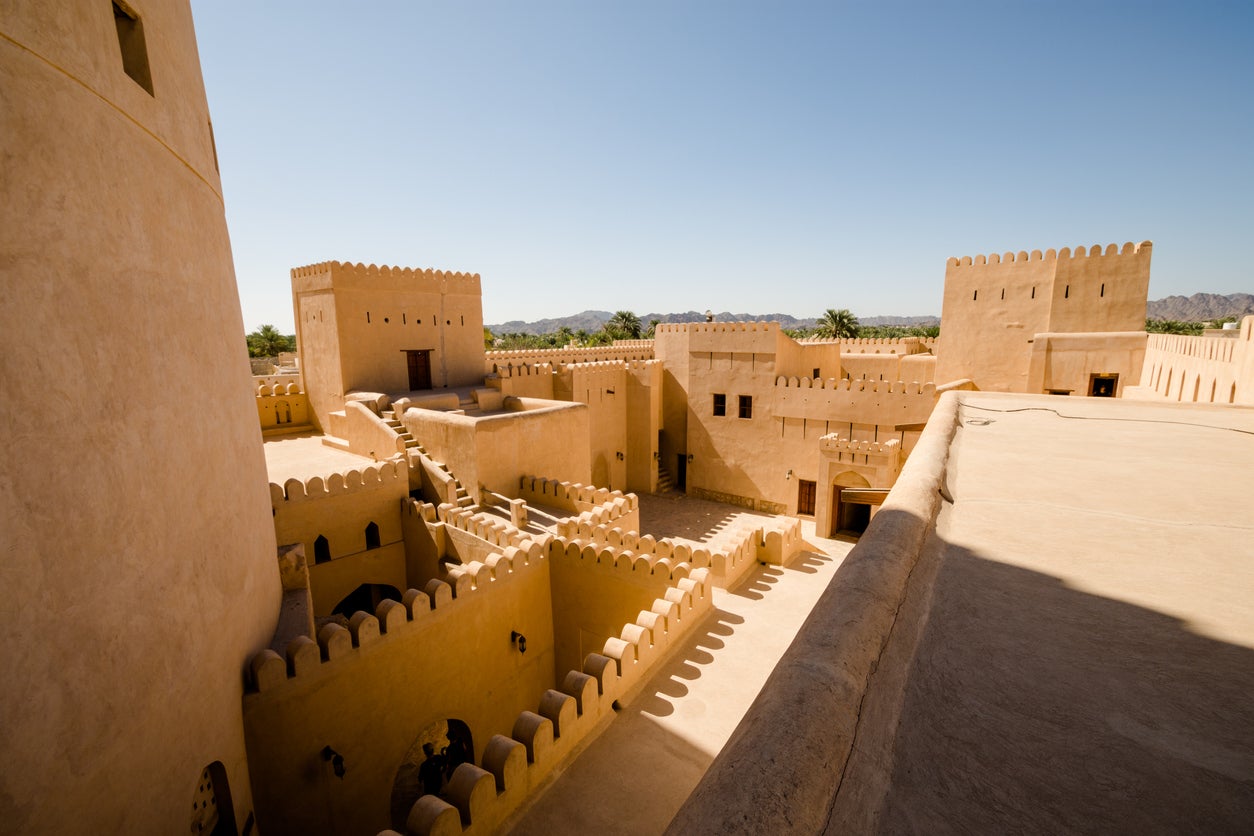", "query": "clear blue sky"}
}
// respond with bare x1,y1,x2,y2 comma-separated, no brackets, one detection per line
191,1,1254,333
